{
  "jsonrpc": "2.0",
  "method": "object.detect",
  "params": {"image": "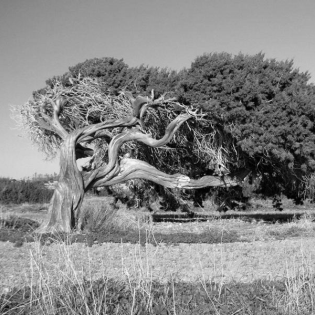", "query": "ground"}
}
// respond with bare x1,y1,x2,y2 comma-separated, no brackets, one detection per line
1,197,315,313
